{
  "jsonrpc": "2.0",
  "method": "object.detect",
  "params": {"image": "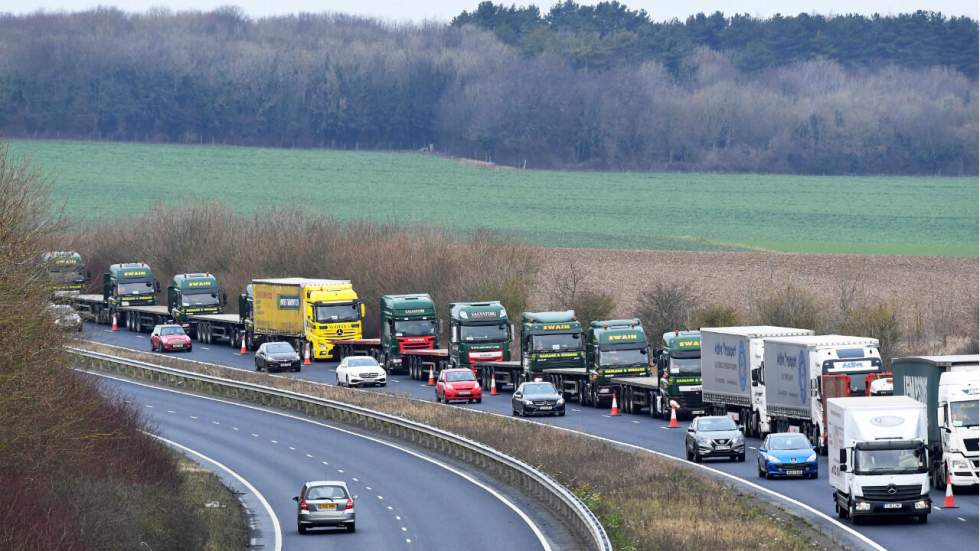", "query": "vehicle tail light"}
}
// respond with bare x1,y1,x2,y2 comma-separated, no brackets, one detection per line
299,498,309,512
345,497,354,510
